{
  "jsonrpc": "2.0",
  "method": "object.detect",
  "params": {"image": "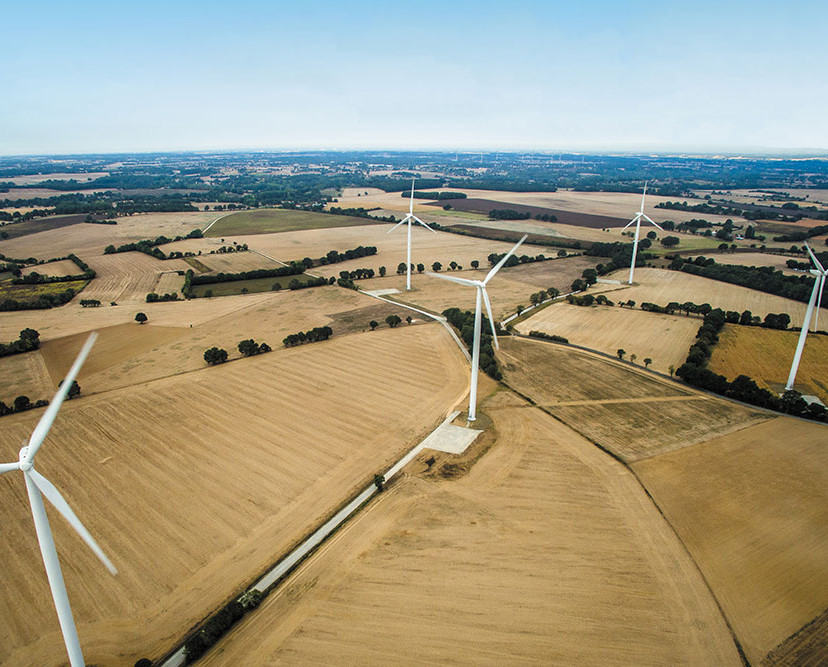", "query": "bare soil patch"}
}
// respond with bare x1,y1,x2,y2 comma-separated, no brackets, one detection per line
633,417,828,665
